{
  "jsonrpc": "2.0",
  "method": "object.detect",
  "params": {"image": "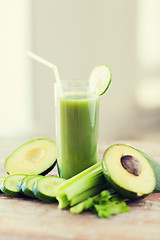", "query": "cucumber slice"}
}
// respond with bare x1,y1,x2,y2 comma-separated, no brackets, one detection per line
33,176,65,202
4,138,57,175
22,175,43,198
1,174,26,197
0,177,6,191
89,65,112,96
17,175,35,192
